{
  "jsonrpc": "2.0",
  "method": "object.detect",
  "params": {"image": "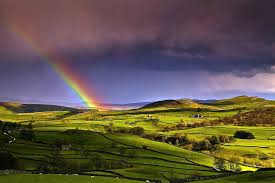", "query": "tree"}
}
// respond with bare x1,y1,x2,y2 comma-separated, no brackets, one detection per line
228,162,241,172
207,135,220,145
234,130,255,139
129,127,144,136
219,135,235,143
201,140,212,150
214,158,227,171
